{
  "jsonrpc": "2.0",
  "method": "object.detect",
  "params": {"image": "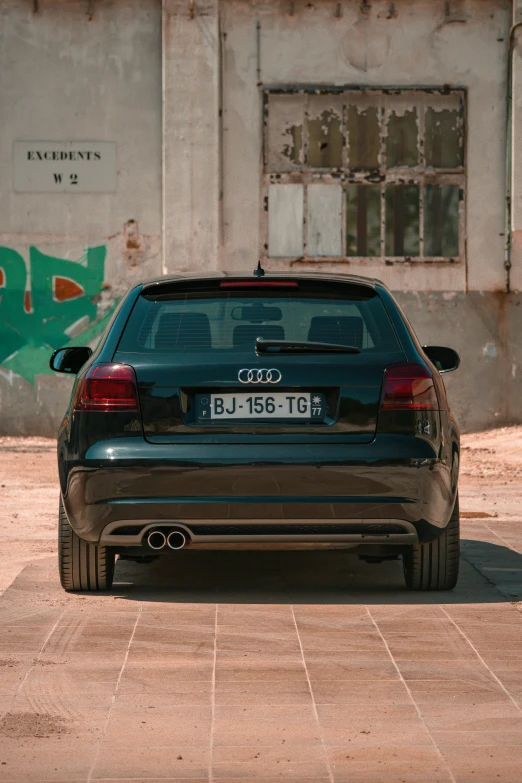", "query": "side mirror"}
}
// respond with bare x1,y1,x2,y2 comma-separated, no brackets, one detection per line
49,346,92,374
423,345,460,374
